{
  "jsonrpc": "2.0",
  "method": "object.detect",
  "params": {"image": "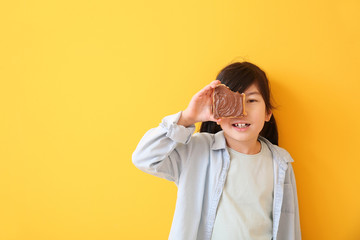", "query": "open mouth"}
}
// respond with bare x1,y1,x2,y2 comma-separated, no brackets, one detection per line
232,123,251,129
